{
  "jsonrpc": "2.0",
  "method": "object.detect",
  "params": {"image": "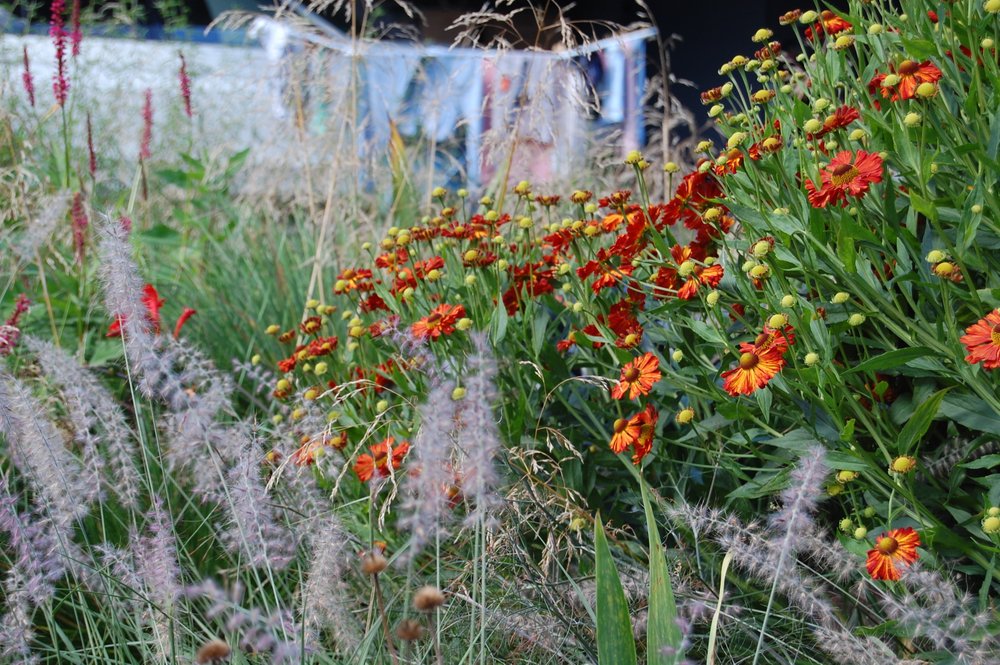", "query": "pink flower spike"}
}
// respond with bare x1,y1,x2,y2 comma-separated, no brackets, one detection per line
70,0,82,57
71,192,88,265
86,113,97,177
140,89,153,161
22,47,35,107
50,0,69,106
179,52,193,118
